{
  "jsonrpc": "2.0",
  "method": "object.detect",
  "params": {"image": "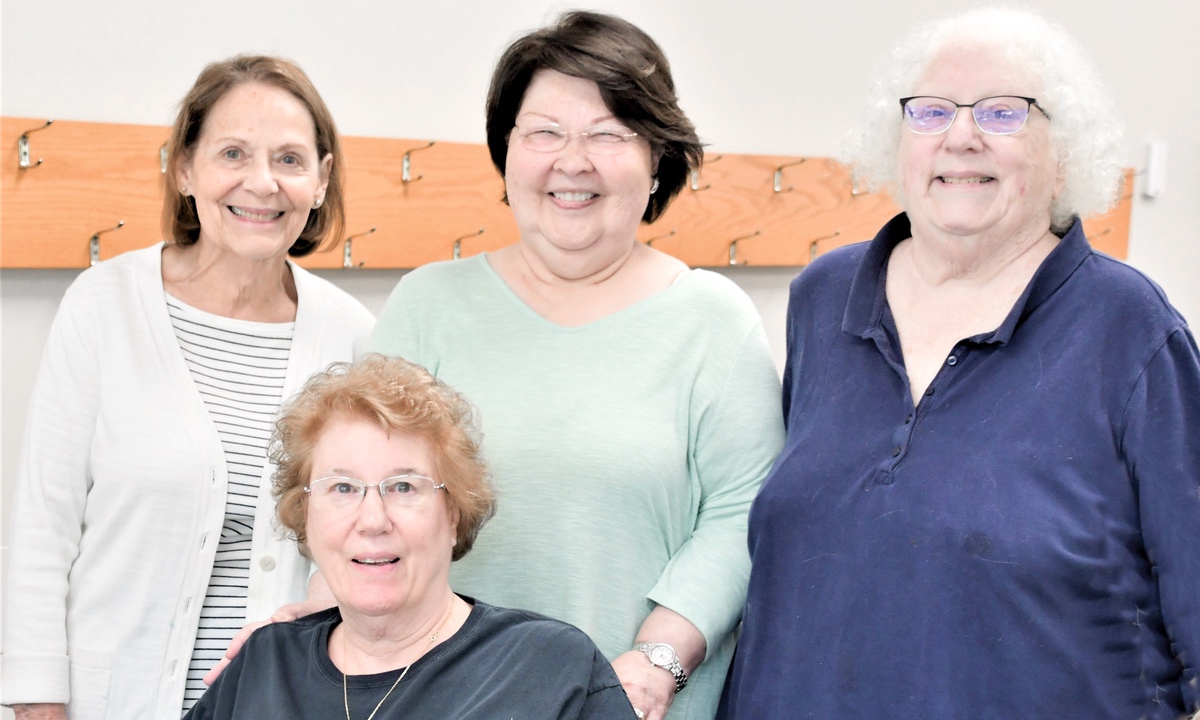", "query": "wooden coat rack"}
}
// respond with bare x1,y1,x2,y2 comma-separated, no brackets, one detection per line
1,116,1133,269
